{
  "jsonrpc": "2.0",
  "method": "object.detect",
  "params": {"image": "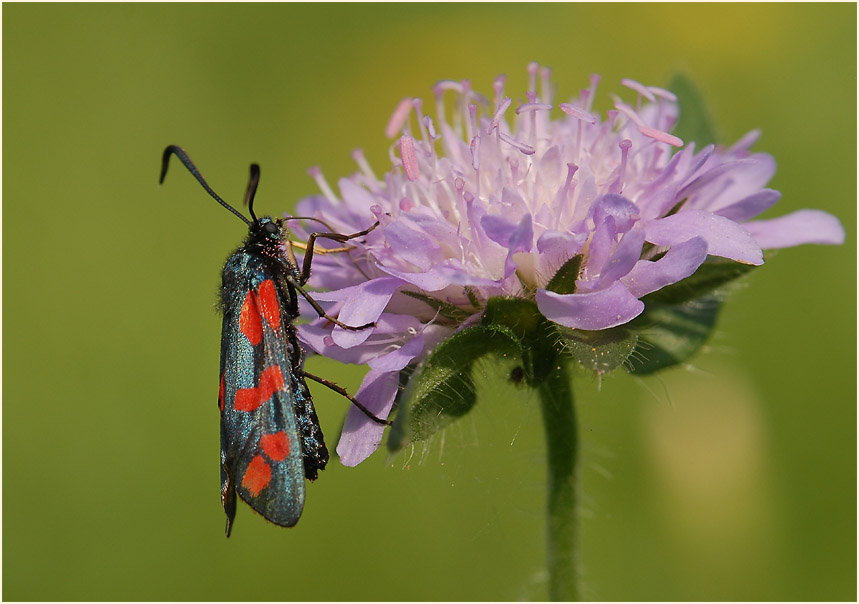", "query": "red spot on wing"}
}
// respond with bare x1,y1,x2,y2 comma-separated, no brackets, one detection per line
233,387,259,412
258,279,281,331
234,366,285,412
218,373,225,412
240,291,263,346
242,455,271,496
257,365,285,400
261,431,290,461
